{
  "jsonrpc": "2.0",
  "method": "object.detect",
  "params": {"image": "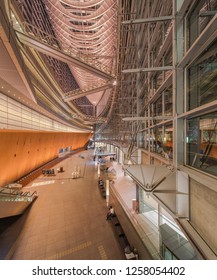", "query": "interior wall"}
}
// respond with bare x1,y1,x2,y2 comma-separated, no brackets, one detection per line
190,178,217,255
153,157,162,165
141,151,149,164
0,129,91,187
